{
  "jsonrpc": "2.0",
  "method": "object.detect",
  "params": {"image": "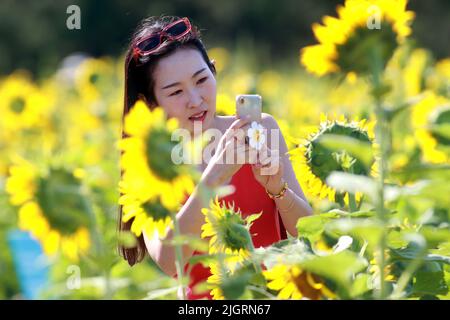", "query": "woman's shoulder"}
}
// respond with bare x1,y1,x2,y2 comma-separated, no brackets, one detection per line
260,112,281,130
